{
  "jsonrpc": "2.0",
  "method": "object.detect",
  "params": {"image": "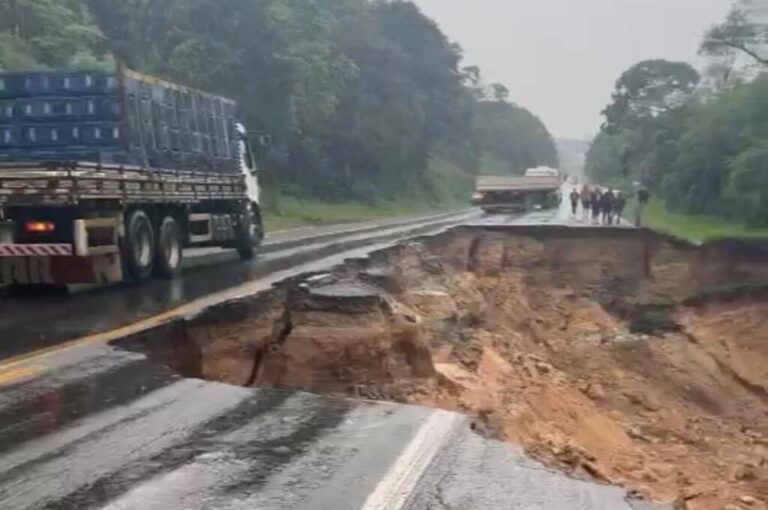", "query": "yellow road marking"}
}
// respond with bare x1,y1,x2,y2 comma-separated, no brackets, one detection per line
0,309,183,373
0,366,39,385
0,230,409,375
0,267,279,374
